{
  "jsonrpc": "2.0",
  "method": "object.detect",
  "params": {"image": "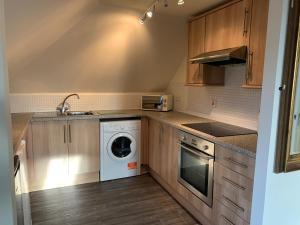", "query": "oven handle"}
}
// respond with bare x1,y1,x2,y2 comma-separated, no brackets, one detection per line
180,144,214,160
